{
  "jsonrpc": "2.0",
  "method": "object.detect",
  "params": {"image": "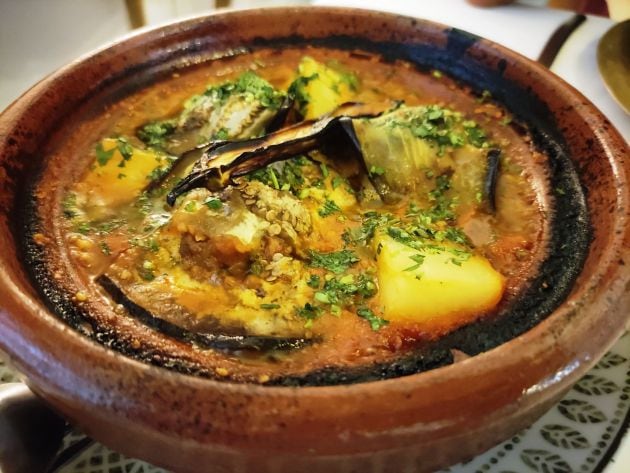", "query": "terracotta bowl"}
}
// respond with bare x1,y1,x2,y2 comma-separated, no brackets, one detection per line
0,7,628,472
